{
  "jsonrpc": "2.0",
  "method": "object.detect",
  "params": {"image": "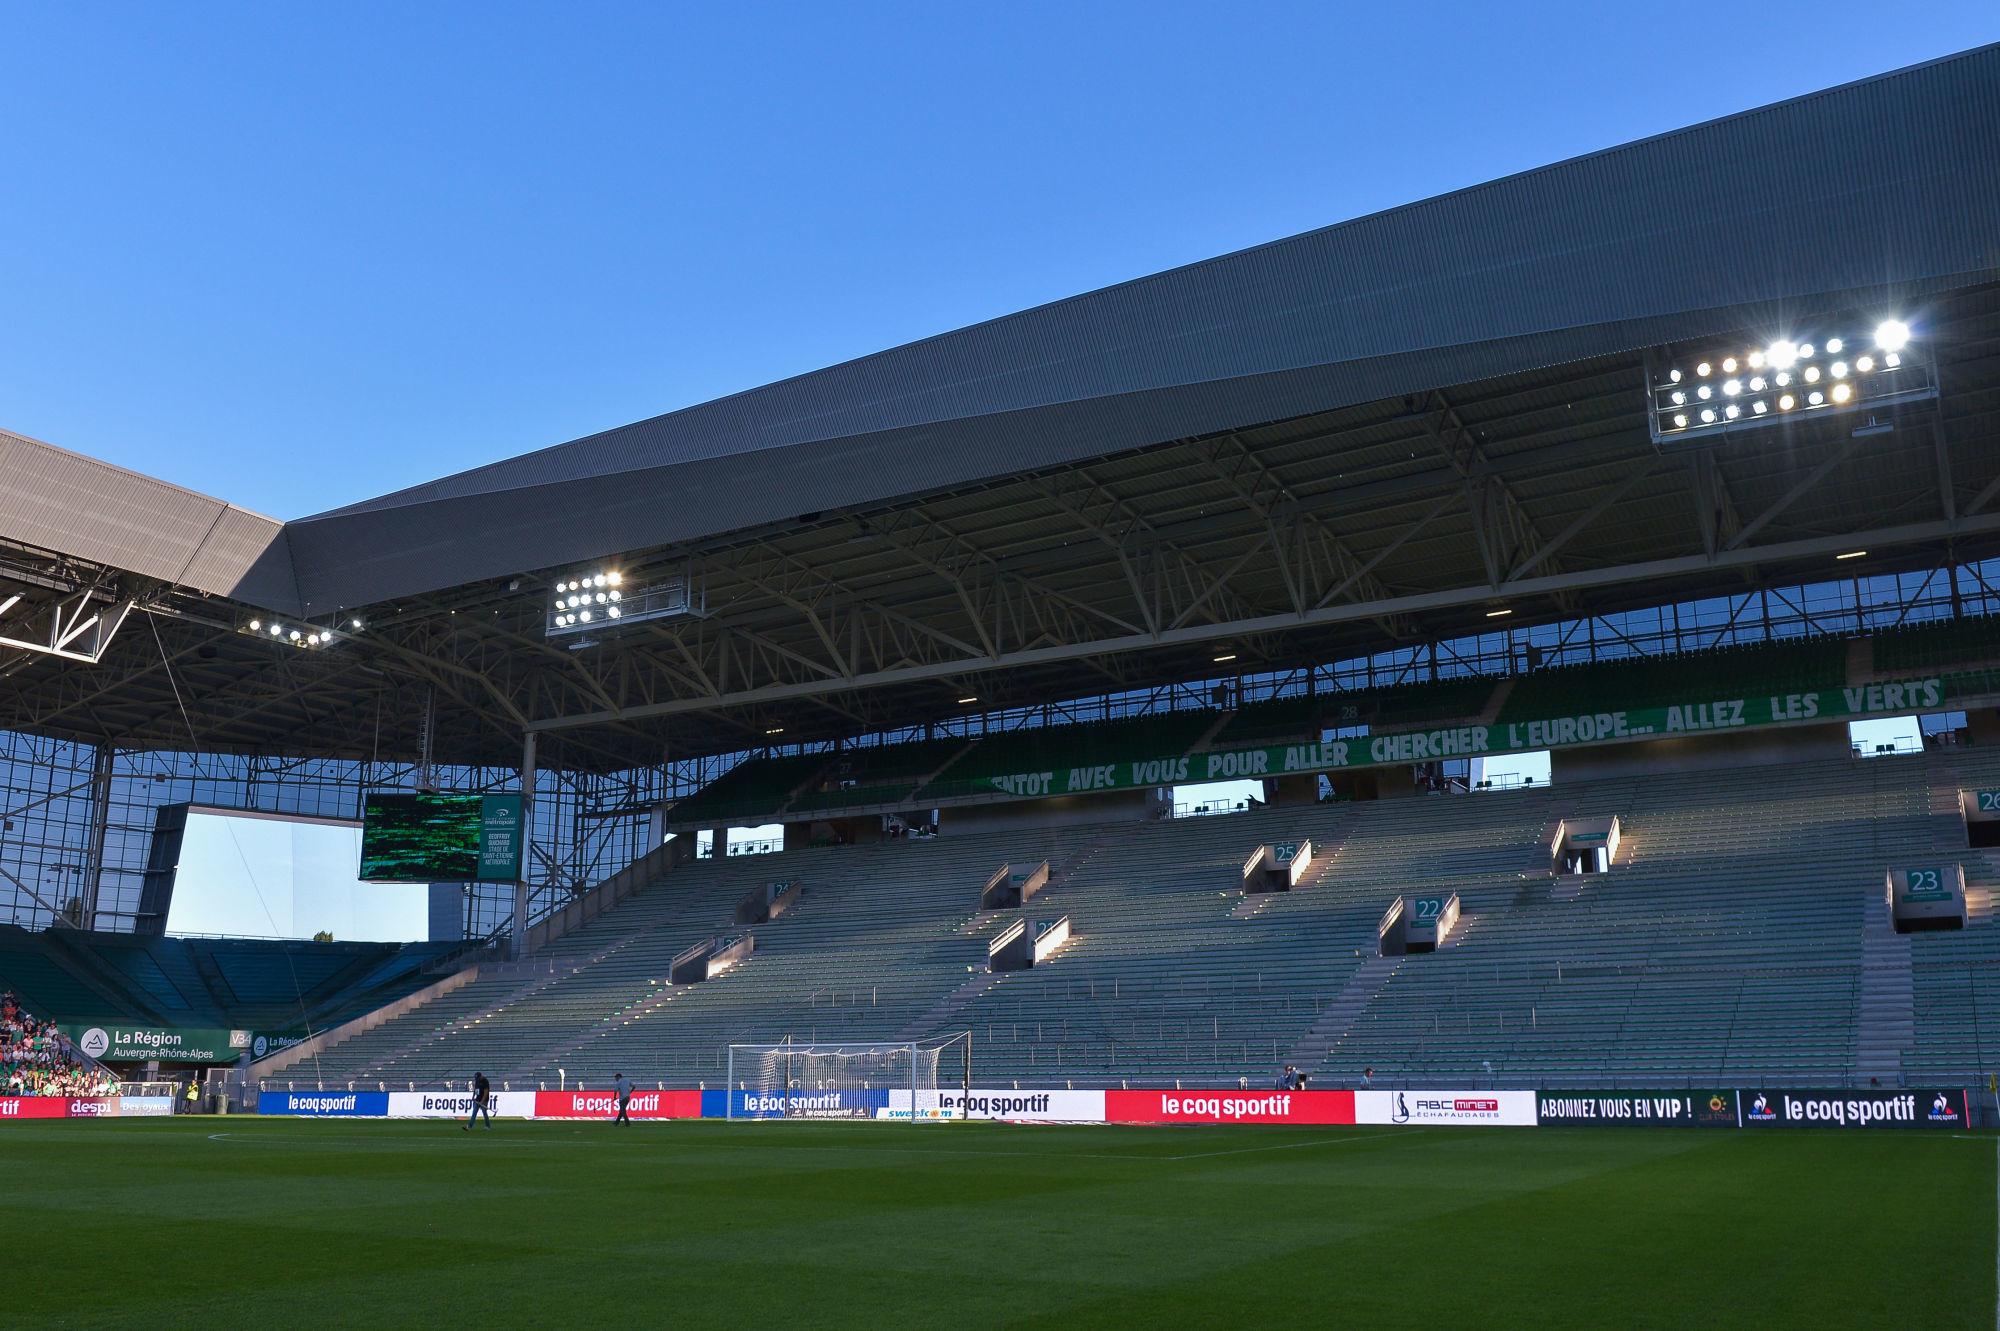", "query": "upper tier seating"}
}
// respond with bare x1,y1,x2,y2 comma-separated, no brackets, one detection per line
668,753,833,824
1498,636,1848,724
0,930,459,1033
1873,612,2000,674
